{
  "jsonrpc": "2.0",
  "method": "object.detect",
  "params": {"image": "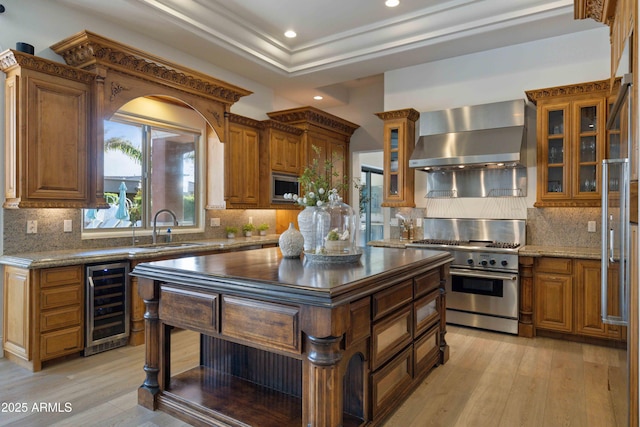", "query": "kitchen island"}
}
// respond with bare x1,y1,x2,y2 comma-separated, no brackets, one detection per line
131,246,452,427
